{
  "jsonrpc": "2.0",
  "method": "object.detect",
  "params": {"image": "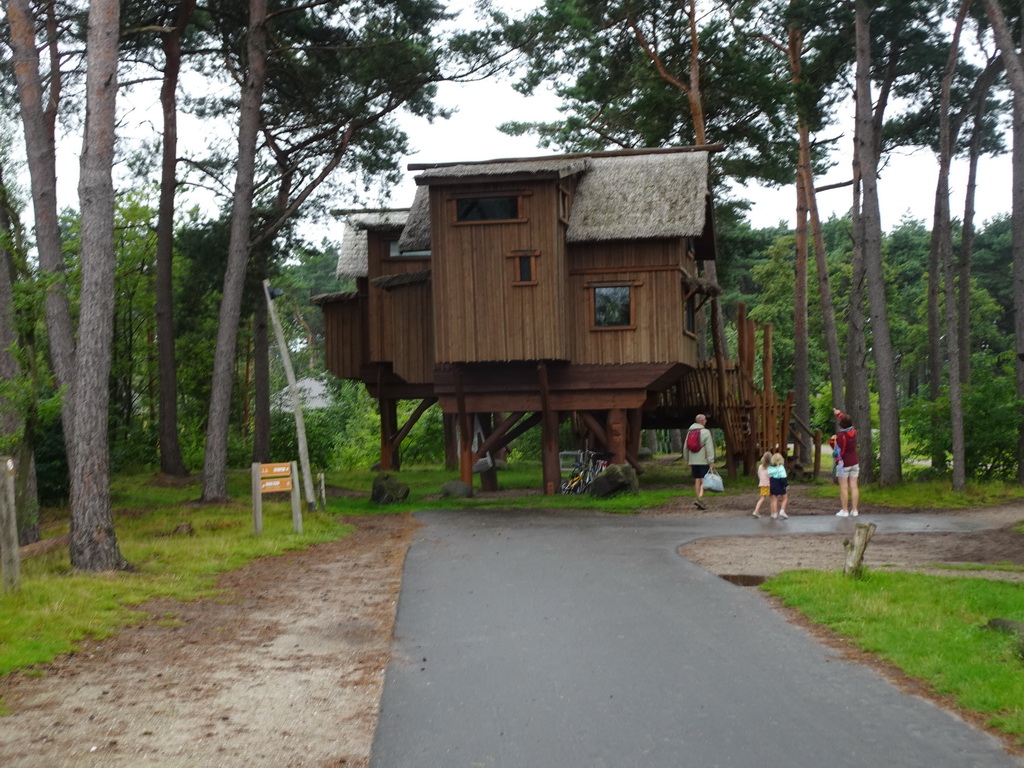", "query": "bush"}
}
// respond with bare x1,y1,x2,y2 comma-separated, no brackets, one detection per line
903,366,1024,480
